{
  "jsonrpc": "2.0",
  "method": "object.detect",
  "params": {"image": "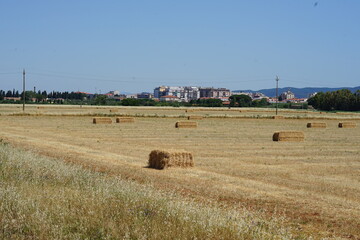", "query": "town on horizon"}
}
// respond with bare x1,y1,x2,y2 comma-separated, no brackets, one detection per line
1,84,315,105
